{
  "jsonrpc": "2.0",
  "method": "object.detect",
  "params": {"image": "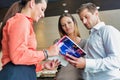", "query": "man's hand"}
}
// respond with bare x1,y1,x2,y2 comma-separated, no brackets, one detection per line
66,53,86,69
